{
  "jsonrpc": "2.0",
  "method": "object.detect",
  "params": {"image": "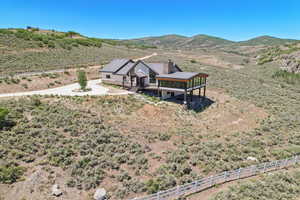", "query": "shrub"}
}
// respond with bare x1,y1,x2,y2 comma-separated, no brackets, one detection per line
272,70,300,85
0,164,25,184
0,107,9,125
77,70,87,90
